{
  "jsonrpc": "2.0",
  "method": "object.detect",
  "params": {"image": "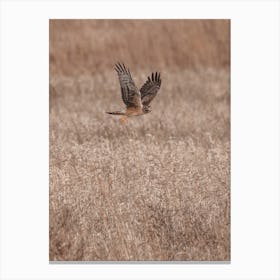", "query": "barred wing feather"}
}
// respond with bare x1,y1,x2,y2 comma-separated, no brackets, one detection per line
140,72,161,106
114,63,142,109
